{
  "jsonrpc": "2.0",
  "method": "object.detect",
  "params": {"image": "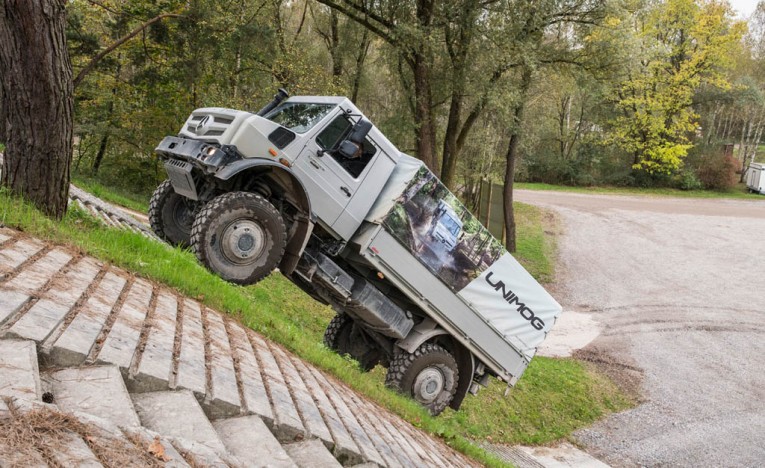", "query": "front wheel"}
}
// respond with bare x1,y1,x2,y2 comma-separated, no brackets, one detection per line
148,179,195,247
190,192,286,285
385,343,459,416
